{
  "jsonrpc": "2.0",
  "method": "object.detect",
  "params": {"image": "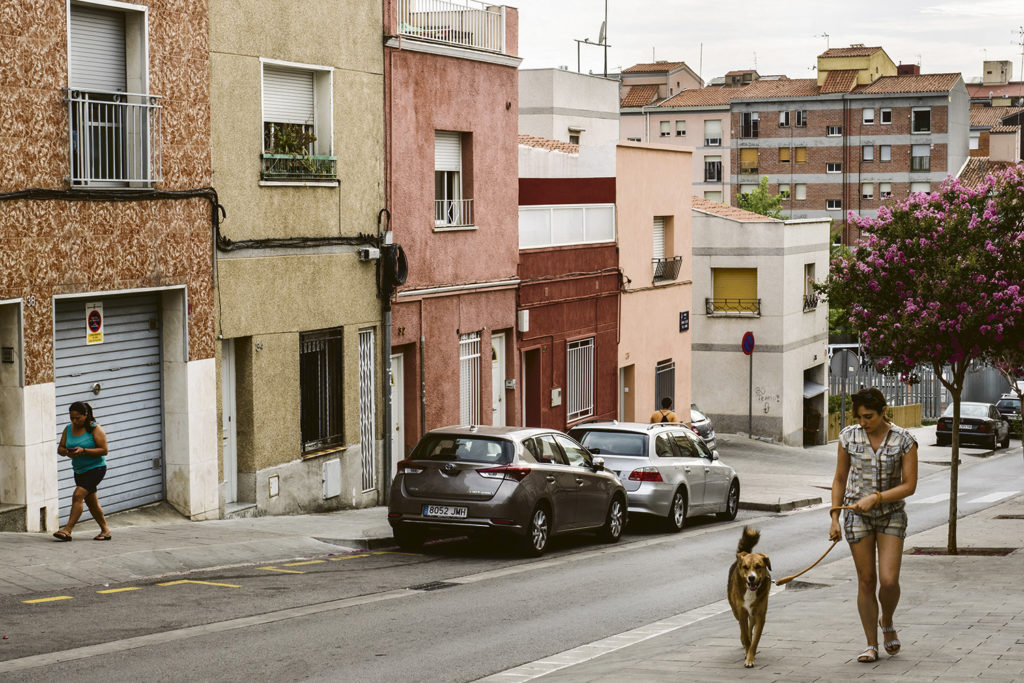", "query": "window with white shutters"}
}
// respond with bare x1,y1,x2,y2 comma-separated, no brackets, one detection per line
459,333,481,424
436,131,471,226
652,217,666,260
567,338,594,422
261,61,334,180
704,119,722,146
